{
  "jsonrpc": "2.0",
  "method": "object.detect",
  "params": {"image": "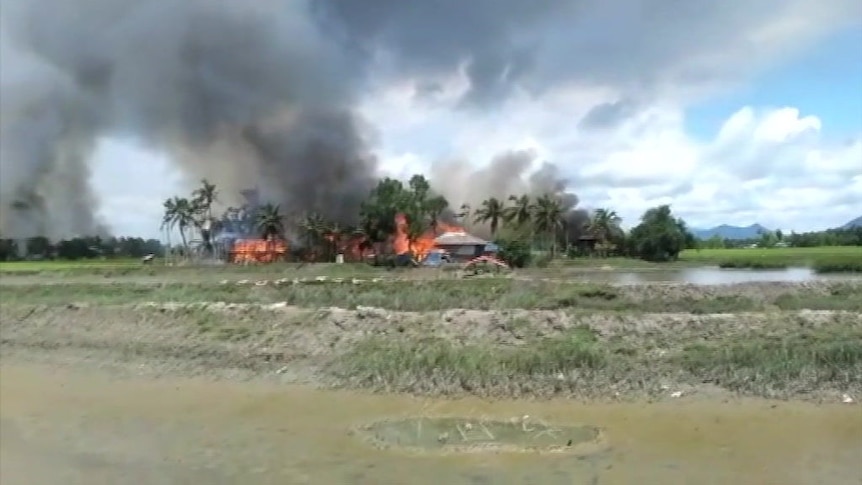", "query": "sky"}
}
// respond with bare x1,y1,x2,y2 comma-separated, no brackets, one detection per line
33,2,862,239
